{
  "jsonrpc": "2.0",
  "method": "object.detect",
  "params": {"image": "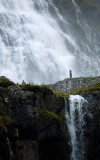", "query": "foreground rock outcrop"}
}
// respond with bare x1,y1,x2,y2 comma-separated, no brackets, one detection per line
0,76,70,160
